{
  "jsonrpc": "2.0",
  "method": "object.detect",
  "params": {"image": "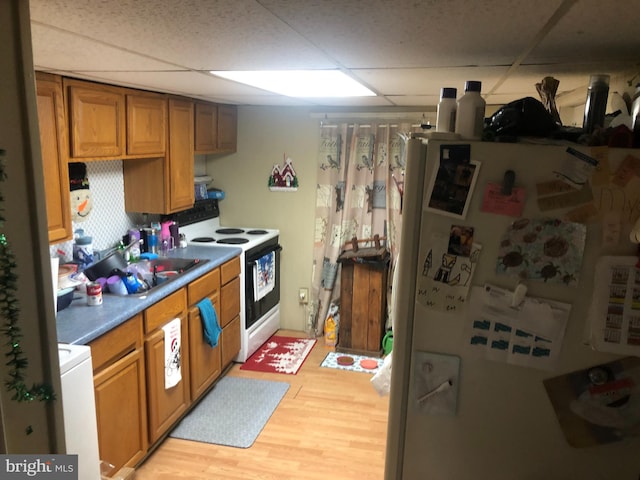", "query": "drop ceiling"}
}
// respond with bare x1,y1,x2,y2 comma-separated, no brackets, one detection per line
28,0,640,110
